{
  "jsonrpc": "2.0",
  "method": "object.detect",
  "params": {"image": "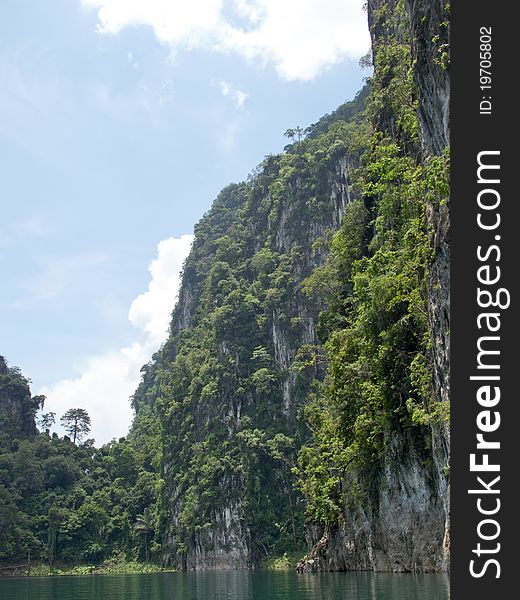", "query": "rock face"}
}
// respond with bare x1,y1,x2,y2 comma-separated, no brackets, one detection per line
299,0,450,574
299,433,447,573
132,98,365,569
0,355,41,439
165,499,251,570
133,0,450,572
161,165,353,569
407,0,450,156
407,0,450,567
